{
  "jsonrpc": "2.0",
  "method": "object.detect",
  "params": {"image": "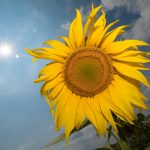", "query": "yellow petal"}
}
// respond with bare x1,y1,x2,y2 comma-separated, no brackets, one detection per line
130,45,139,50
75,99,85,129
106,40,149,54
113,75,148,109
54,87,71,128
108,84,135,123
56,93,79,143
113,55,150,63
32,57,38,62
92,3,95,10
87,98,107,135
50,85,69,110
114,74,147,100
74,9,83,47
83,97,100,134
58,36,72,49
68,9,83,48
95,94,118,132
111,80,135,116
45,93,51,106
114,62,150,70
96,20,119,48
104,88,130,123
40,74,64,95
101,25,128,49
112,50,146,58
103,29,125,42
86,10,106,46
43,40,72,54
113,61,150,87
33,47,69,57
83,5,102,44
25,48,65,62
34,63,63,83
65,95,79,143
69,19,76,48
95,10,106,27
49,82,65,100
